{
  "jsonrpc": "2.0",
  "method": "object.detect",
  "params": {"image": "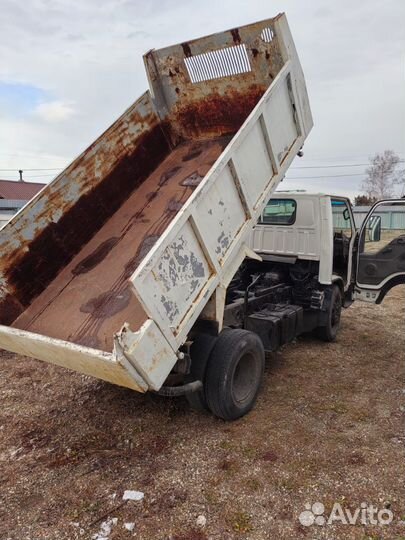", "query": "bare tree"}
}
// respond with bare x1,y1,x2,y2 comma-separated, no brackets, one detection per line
354,194,377,206
362,150,404,200
397,168,405,197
